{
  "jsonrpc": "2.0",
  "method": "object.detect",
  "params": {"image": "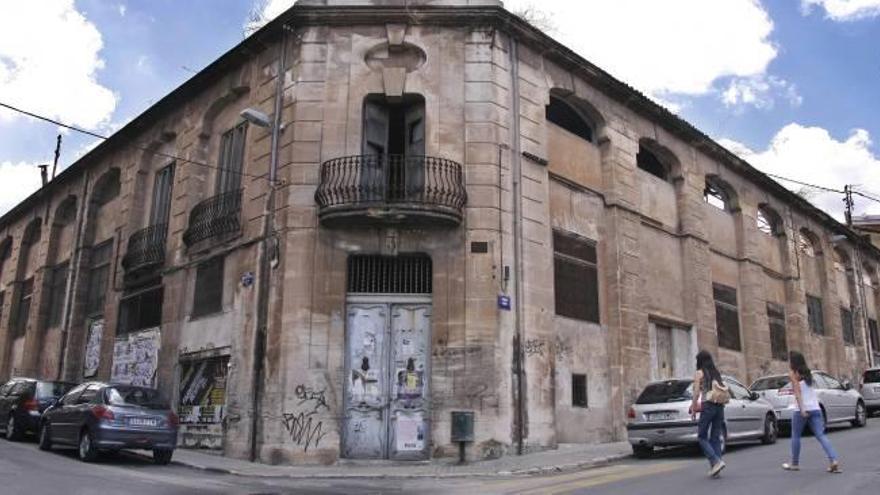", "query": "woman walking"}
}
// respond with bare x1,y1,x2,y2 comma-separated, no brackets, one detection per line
690,350,729,477
783,351,841,473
